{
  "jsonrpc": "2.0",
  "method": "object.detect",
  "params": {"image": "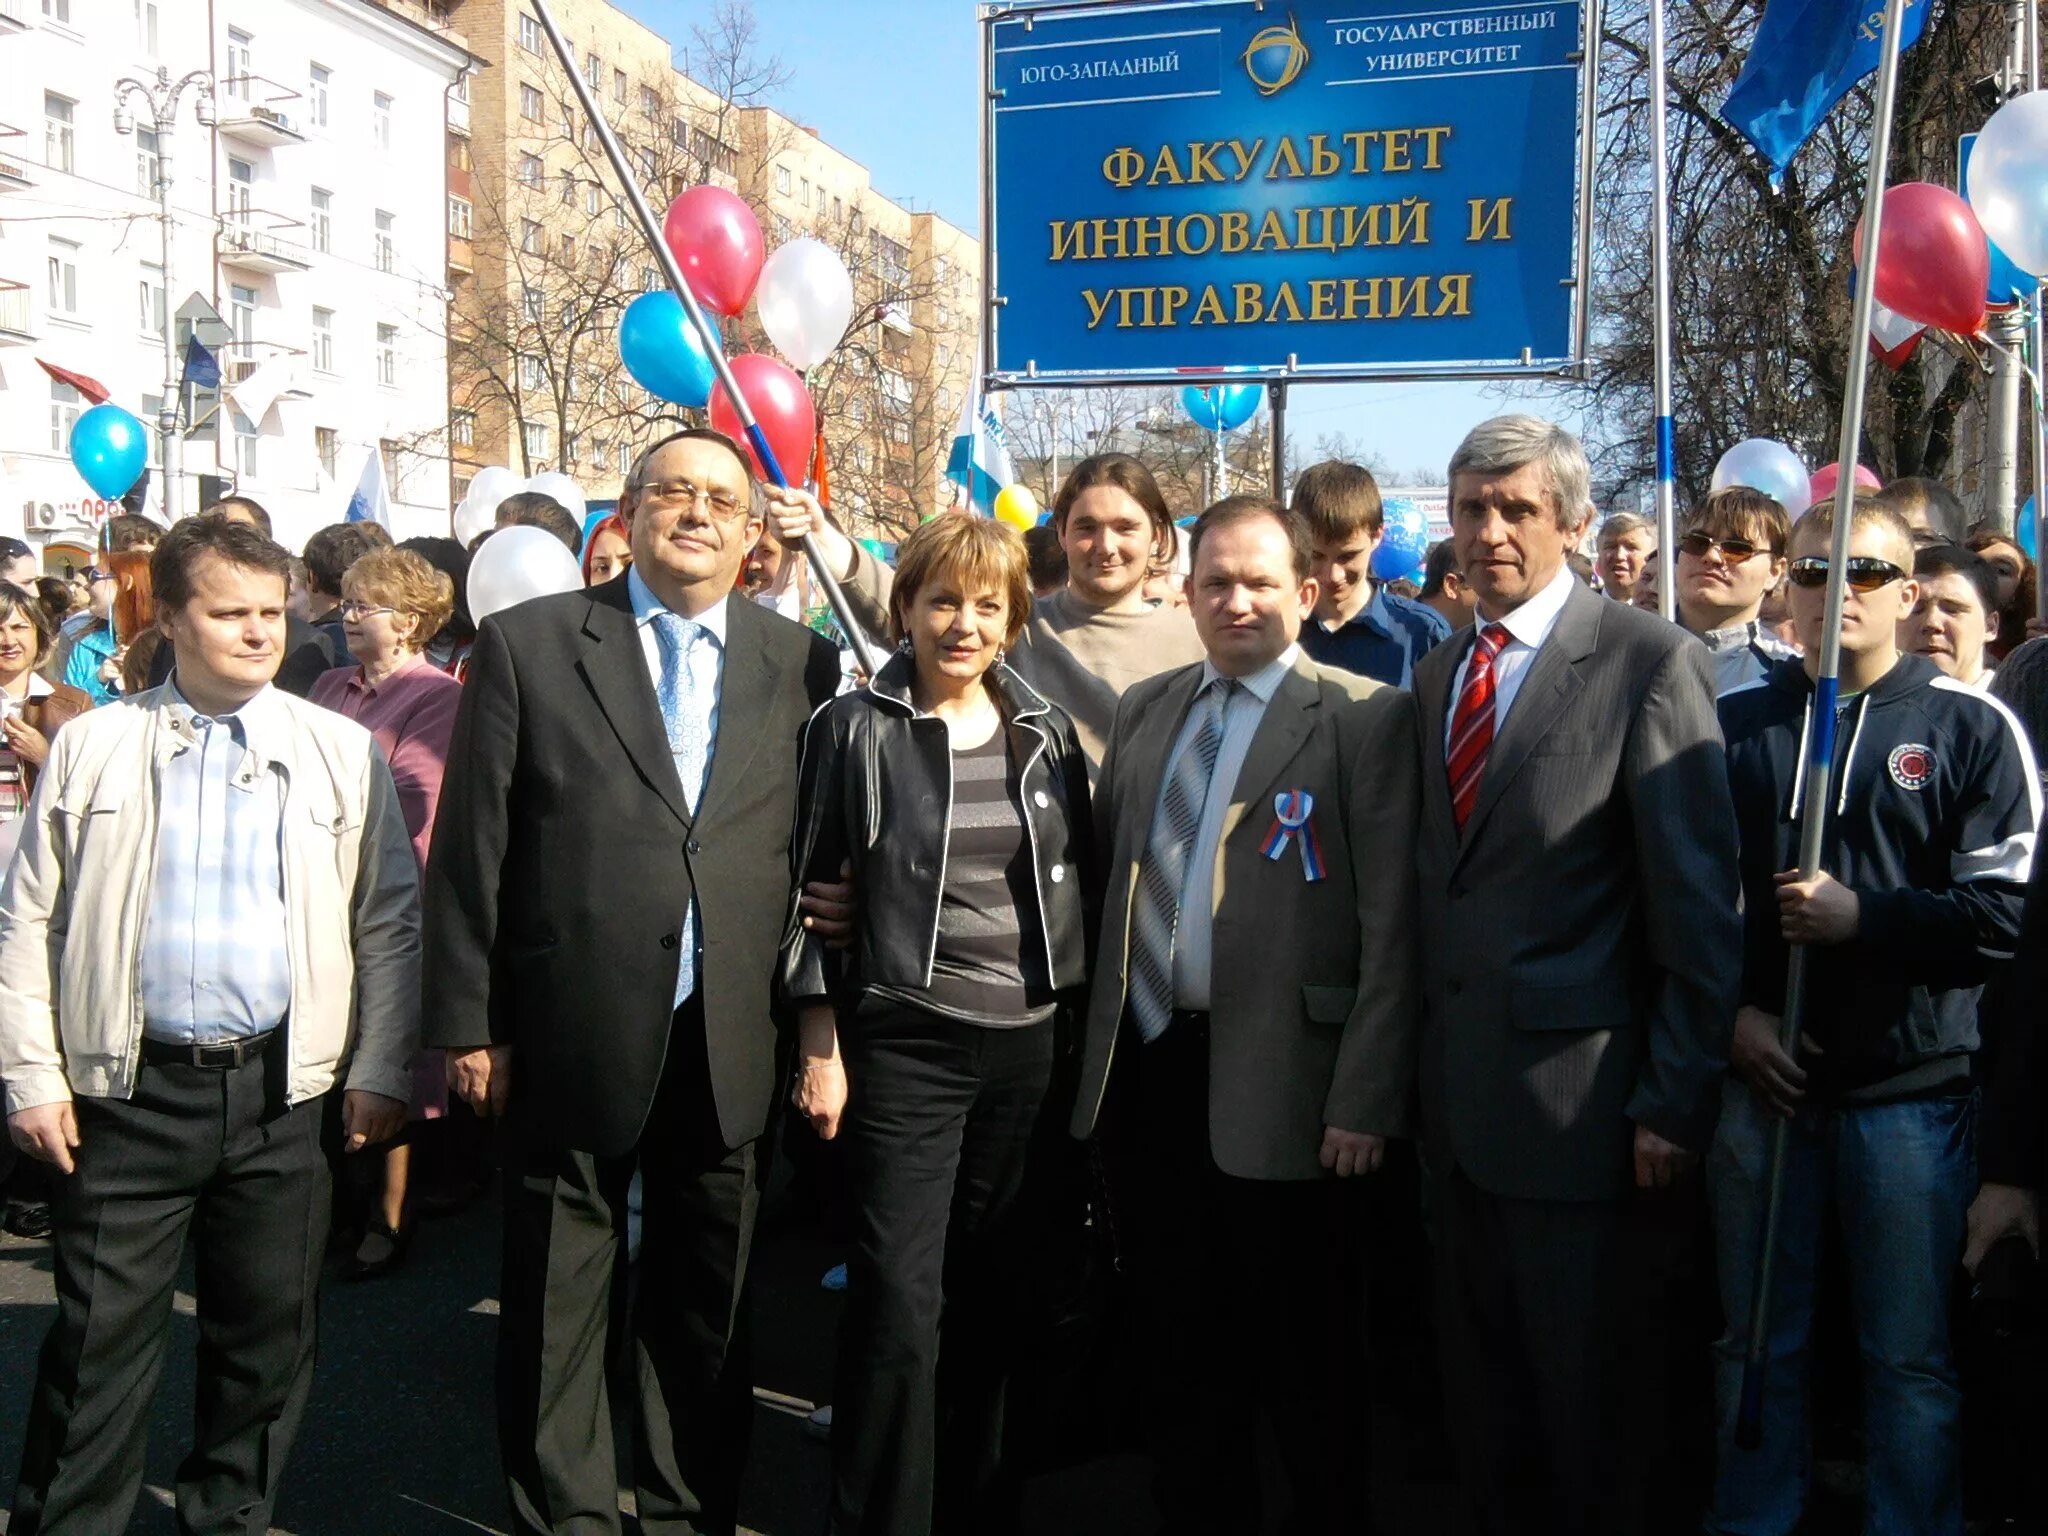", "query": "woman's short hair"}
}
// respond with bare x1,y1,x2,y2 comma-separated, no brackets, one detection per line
1051,452,1176,563
345,547,456,650
0,581,56,666
888,514,1033,650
